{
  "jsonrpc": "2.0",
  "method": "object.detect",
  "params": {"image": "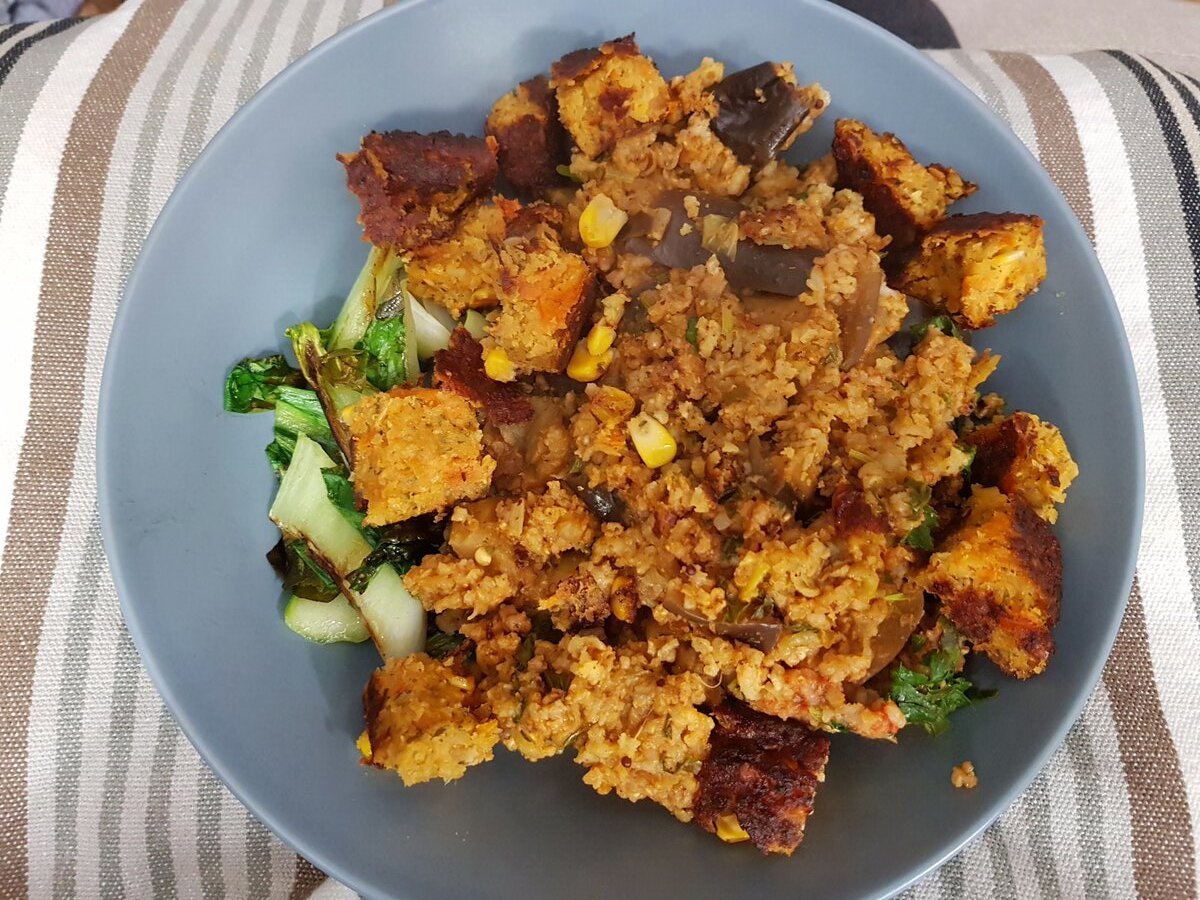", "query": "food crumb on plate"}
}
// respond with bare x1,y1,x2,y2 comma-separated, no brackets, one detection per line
951,760,978,789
